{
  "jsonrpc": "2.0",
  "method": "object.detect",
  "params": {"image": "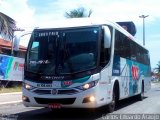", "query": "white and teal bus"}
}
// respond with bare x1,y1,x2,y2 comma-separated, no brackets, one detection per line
22,18,151,112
